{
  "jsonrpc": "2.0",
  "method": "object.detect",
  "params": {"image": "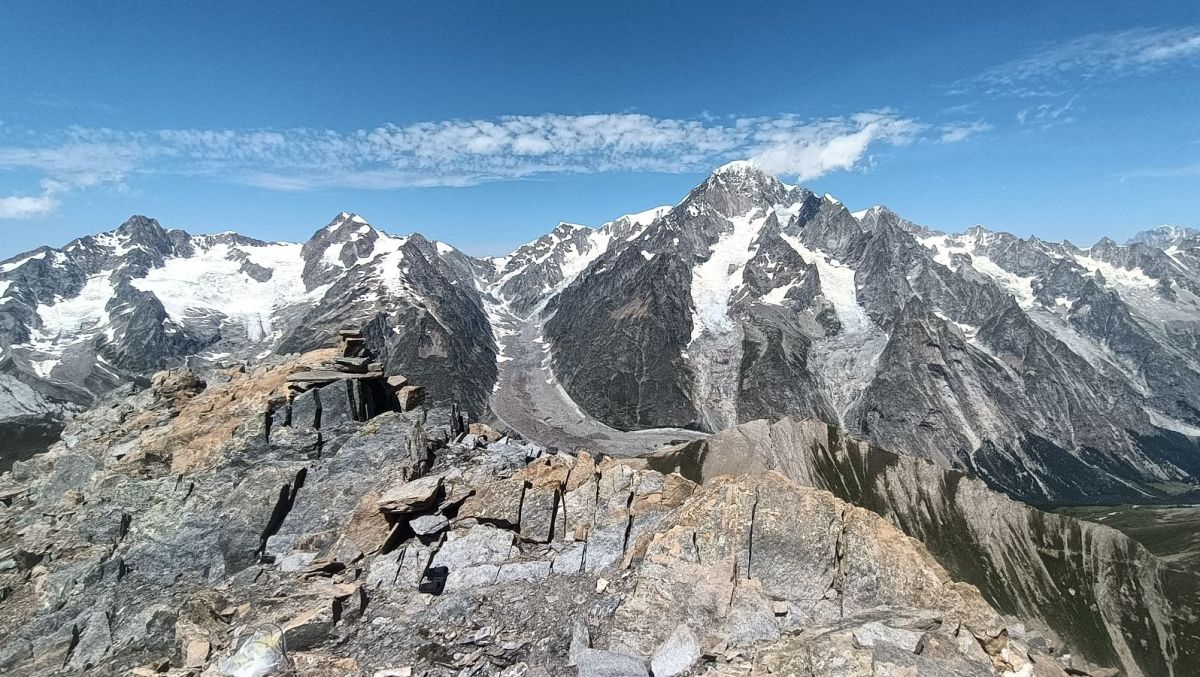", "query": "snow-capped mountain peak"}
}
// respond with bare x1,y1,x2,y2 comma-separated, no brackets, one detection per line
3,171,1200,512
1128,224,1200,248
710,159,758,175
